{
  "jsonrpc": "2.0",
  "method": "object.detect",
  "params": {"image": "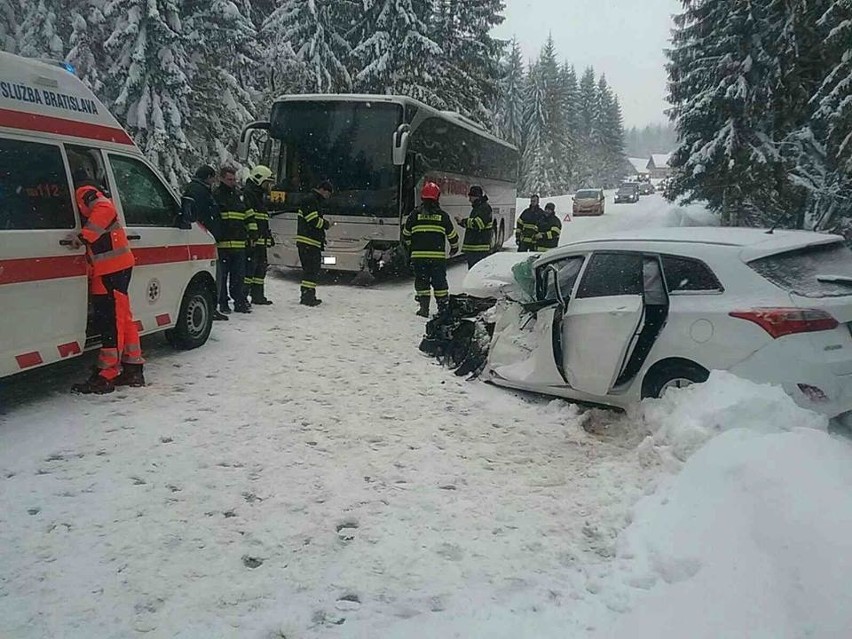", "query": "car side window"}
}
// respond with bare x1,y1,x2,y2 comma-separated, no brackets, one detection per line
108,154,178,227
576,252,643,298
538,256,585,301
661,255,723,292
0,138,75,230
